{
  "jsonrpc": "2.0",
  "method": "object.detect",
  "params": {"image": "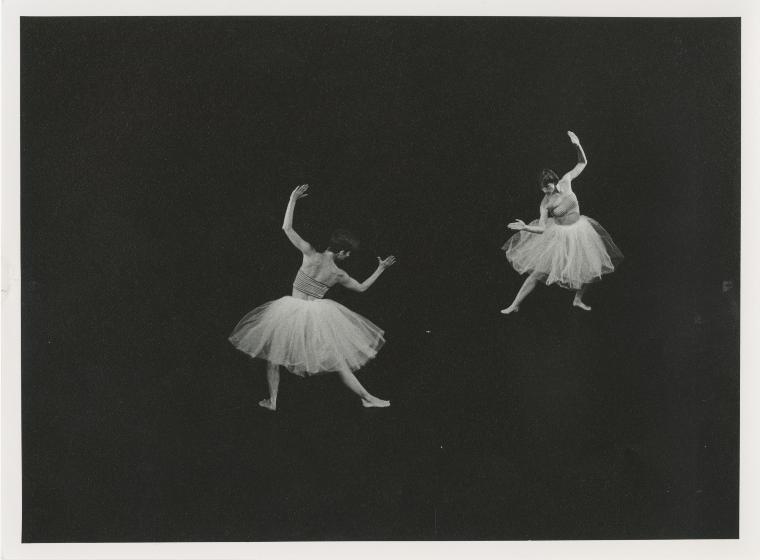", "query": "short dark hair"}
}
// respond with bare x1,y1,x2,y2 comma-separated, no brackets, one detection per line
327,229,360,253
539,168,559,189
